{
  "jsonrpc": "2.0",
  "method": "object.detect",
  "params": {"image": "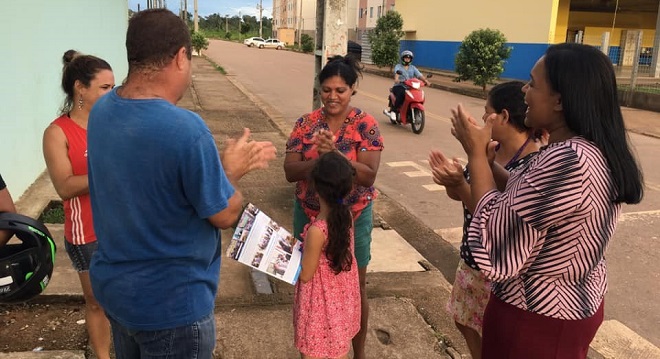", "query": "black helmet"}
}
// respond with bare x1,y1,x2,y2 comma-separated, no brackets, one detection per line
0,213,56,303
